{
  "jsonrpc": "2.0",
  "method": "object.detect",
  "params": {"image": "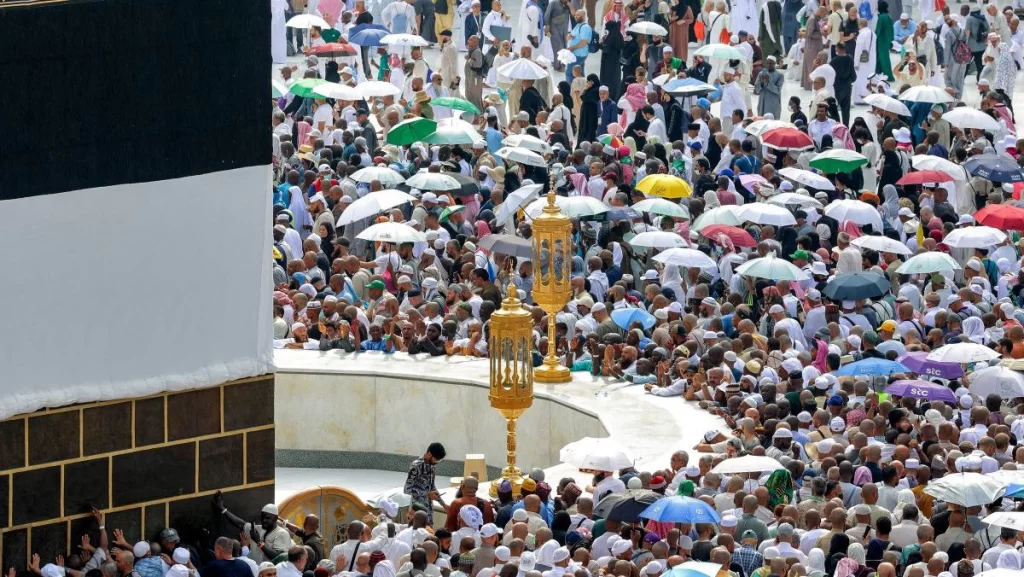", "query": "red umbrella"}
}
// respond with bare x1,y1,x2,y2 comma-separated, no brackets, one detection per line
761,127,814,150
975,204,1024,229
896,170,954,186
310,42,358,57
701,224,758,247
